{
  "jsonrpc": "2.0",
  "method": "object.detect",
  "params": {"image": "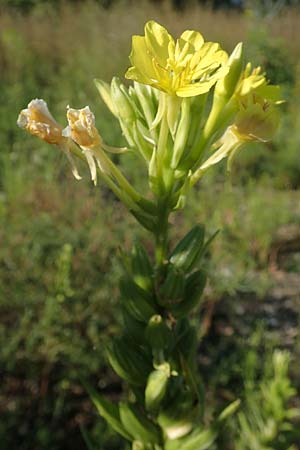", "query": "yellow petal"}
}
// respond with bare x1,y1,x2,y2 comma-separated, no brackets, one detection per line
174,38,193,66
144,20,173,67
125,66,152,85
176,80,217,97
128,35,157,82
17,99,64,145
180,30,204,51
